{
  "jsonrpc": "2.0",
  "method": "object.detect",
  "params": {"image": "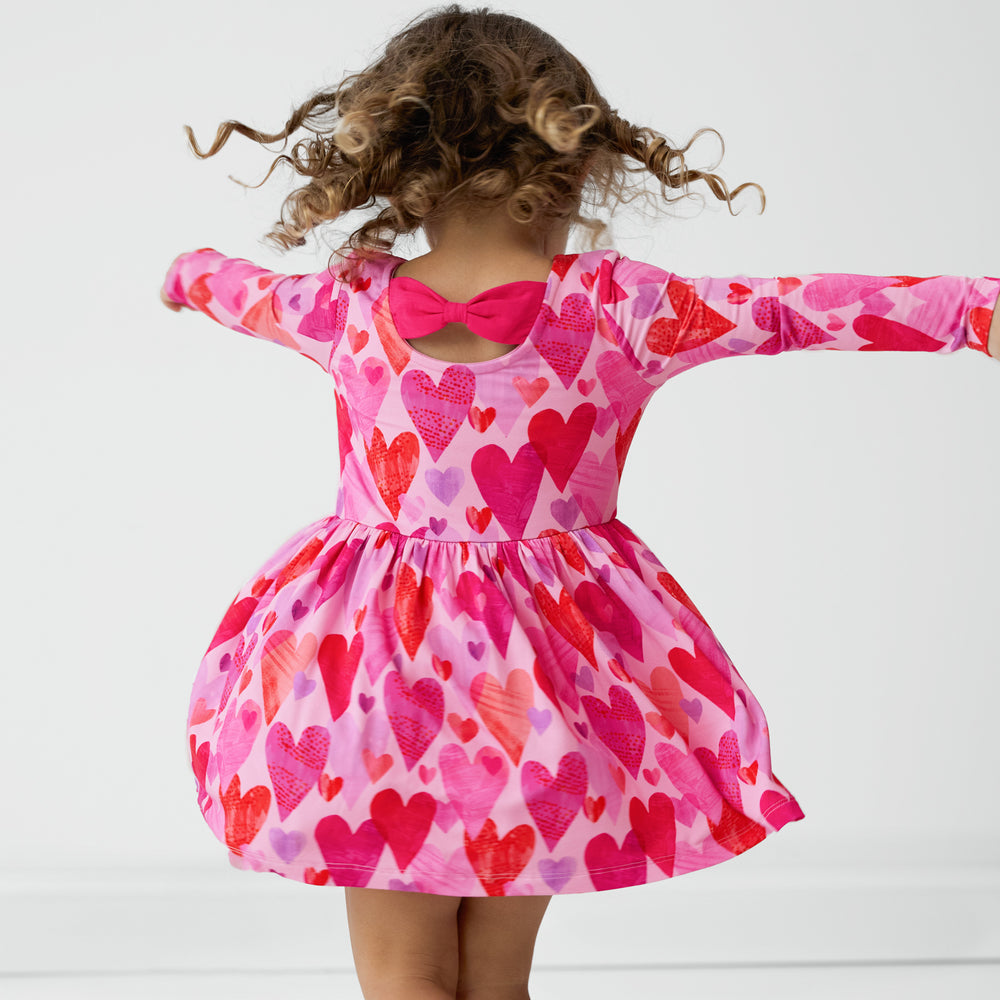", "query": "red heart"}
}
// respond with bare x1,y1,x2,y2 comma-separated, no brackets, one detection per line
777,276,802,296
727,282,752,305
469,405,496,431
393,562,434,659
220,774,270,850
346,324,368,352
668,644,735,720
319,773,343,801
465,505,493,534
584,795,605,822
317,631,364,722
472,669,533,765
362,748,394,783
304,867,331,885
463,818,535,896
364,427,419,518
353,605,367,631
738,760,759,785
629,793,676,875
370,789,436,871
646,281,737,356
447,712,479,743
528,402,597,491
432,655,453,681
